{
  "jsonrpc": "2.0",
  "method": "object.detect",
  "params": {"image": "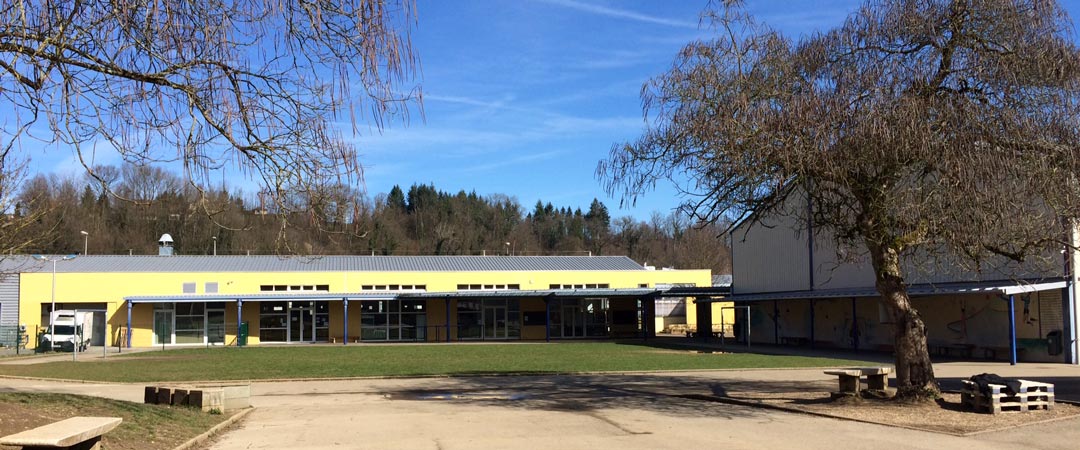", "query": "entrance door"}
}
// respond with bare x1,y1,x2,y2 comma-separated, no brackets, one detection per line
289,308,314,342
484,305,507,339
561,305,584,338
207,309,226,344
153,309,173,345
